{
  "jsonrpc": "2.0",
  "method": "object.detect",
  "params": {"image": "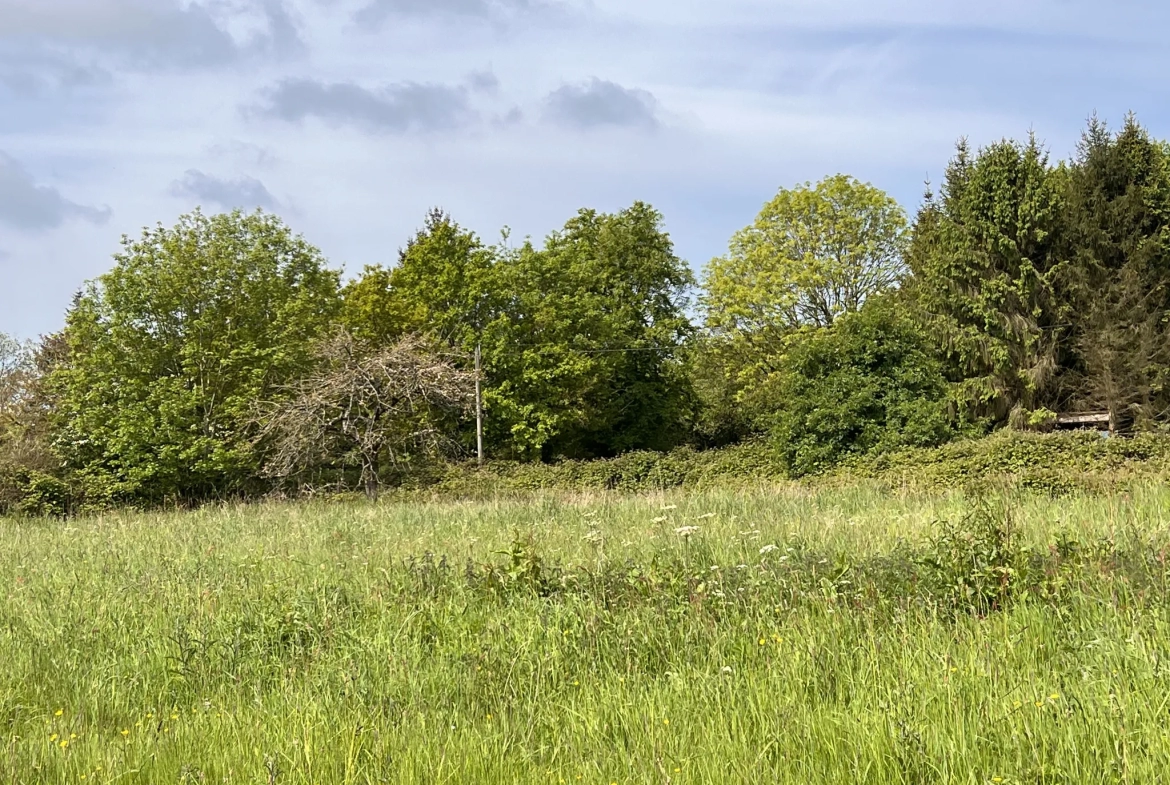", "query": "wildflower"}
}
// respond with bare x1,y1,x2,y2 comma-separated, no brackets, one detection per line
1049,693,1059,701
49,734,58,742
758,638,766,646
121,729,129,737
992,778,1003,783
660,505,678,511
652,516,668,524
760,544,778,555
170,713,179,720
55,709,64,717
675,526,699,538
662,719,669,725
59,740,68,749
696,513,716,520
